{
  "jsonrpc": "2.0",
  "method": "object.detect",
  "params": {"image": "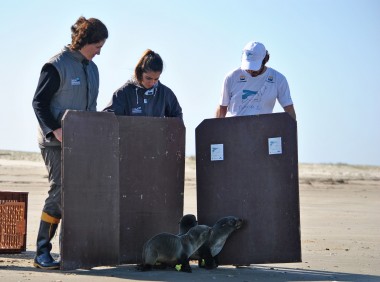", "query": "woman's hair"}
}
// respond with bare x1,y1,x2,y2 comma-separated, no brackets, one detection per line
70,17,108,50
134,49,163,83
